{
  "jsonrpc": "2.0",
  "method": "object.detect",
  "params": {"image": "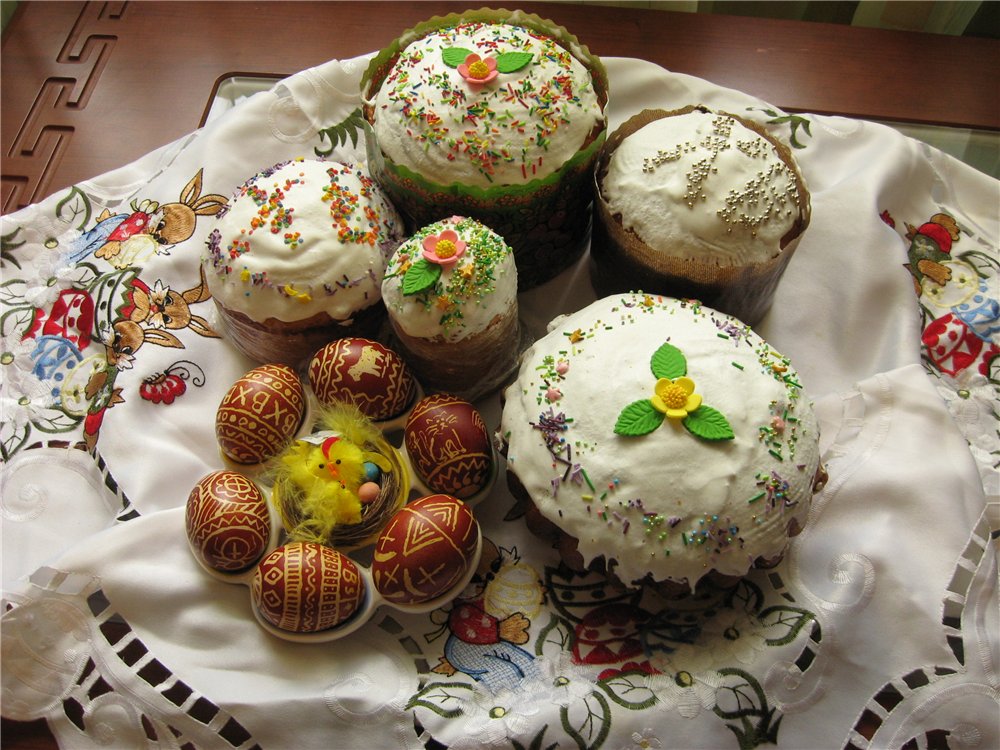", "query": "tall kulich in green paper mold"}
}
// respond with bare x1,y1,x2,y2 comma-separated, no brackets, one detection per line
361,8,609,291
